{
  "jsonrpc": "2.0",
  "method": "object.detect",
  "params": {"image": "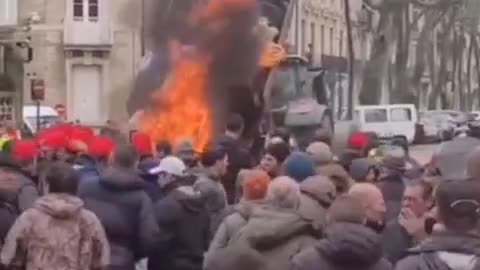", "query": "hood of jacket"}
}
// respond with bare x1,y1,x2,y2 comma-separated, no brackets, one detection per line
238,205,314,249
100,167,144,191
316,222,384,267
171,185,205,213
316,163,351,179
34,193,83,219
408,231,480,270
413,232,480,253
316,163,354,194
299,177,336,207
234,200,266,219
